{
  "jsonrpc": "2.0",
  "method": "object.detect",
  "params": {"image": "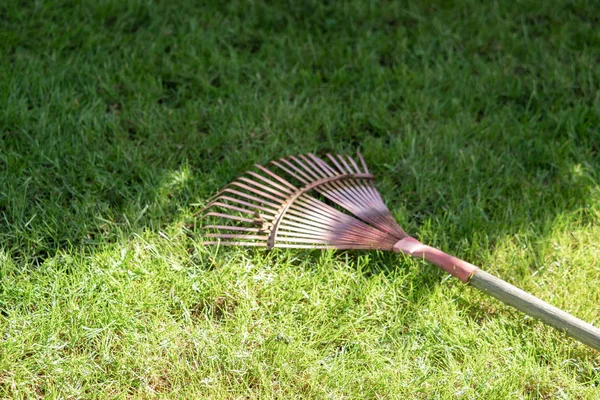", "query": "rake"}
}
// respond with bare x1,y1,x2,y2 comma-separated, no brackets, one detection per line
200,152,600,352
